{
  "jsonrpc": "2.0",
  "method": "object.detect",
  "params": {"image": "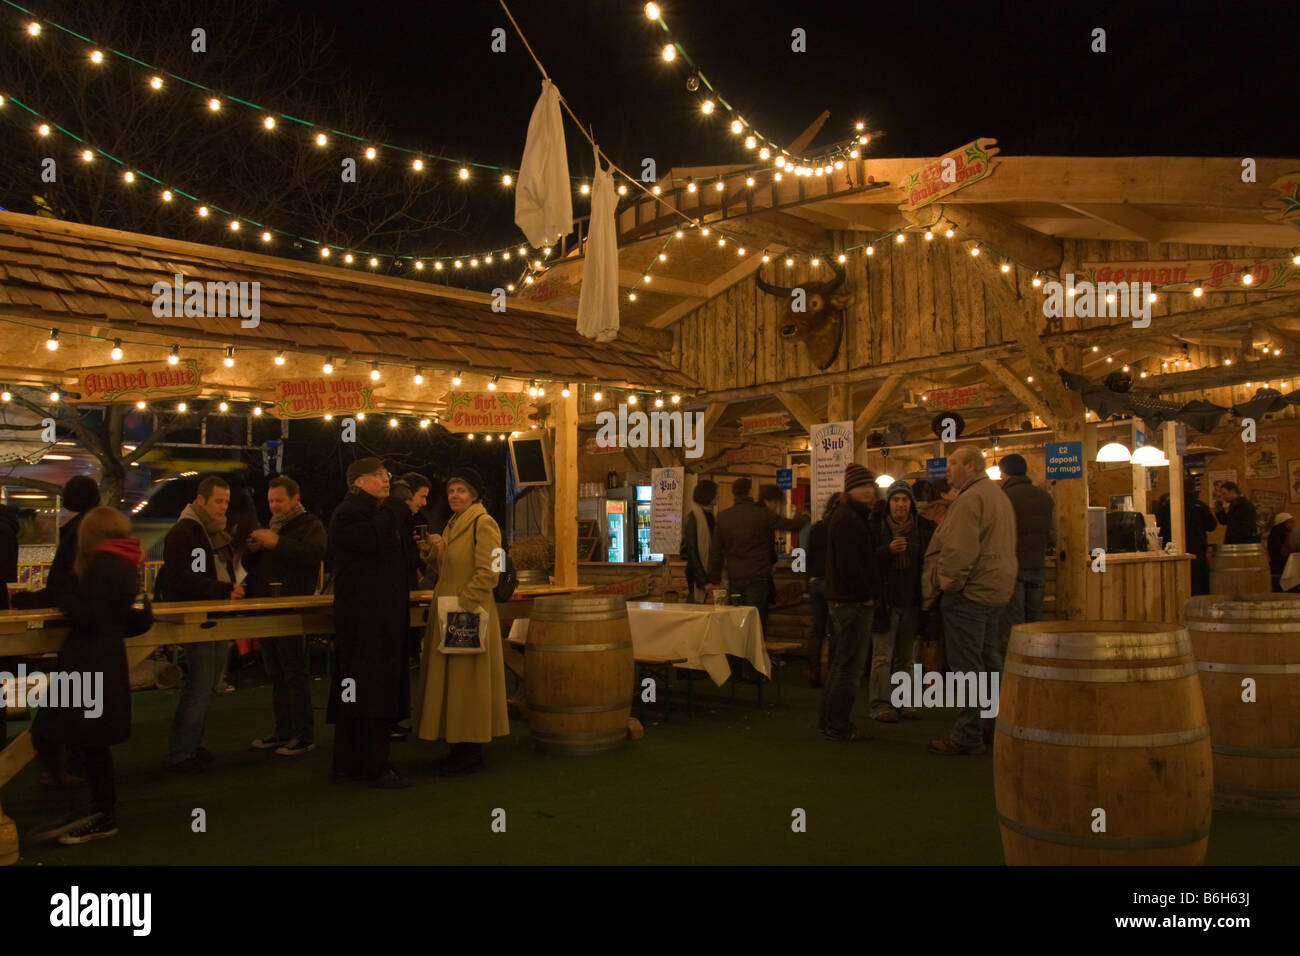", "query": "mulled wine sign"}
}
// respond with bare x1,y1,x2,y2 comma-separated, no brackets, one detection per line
70,359,202,403
442,391,537,433
267,376,377,418
898,138,1000,211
